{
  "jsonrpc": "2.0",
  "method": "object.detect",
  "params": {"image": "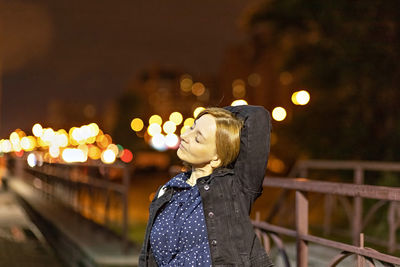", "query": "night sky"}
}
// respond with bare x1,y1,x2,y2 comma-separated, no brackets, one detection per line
1,0,257,137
